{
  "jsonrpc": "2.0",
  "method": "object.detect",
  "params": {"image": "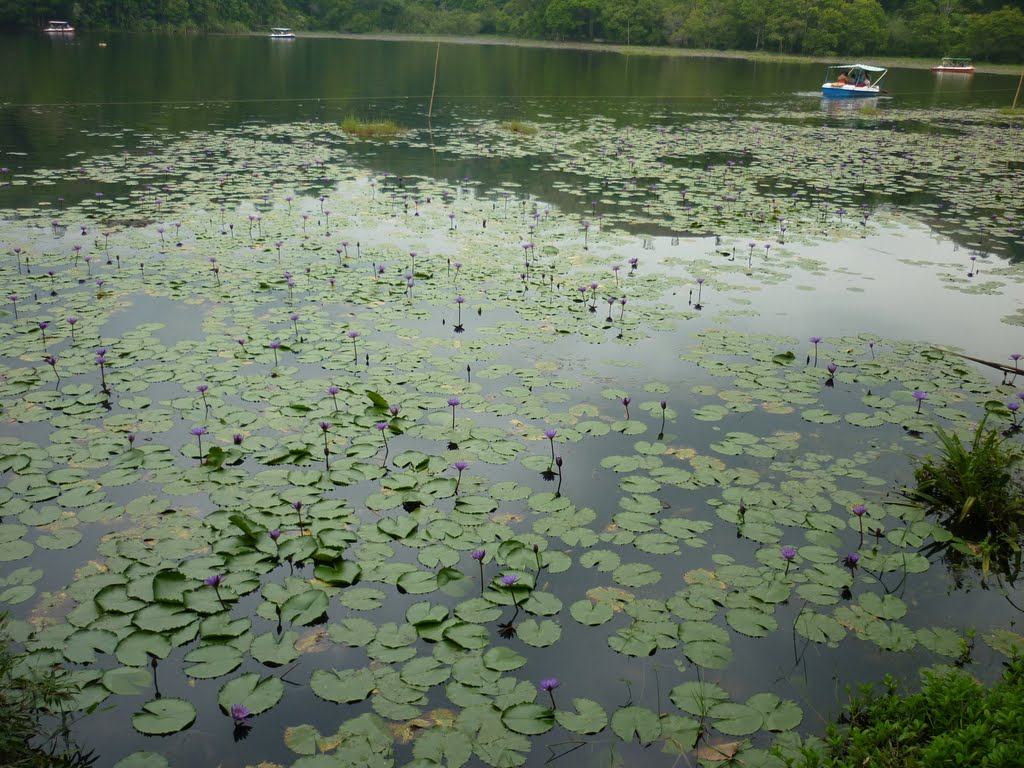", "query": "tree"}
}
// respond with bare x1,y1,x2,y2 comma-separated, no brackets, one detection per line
966,5,1024,60
599,0,666,44
543,0,598,39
